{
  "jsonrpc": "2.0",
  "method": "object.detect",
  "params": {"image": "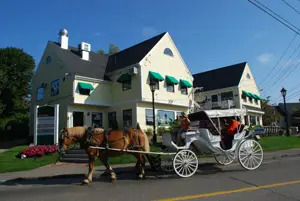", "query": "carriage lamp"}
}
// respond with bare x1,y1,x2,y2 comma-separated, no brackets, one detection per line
280,87,289,137
149,81,158,144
